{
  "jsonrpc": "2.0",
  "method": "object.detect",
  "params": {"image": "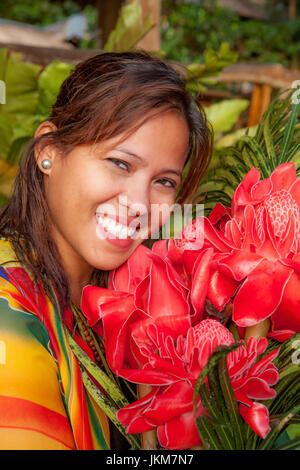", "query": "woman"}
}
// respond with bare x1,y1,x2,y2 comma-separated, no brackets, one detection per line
0,51,212,449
